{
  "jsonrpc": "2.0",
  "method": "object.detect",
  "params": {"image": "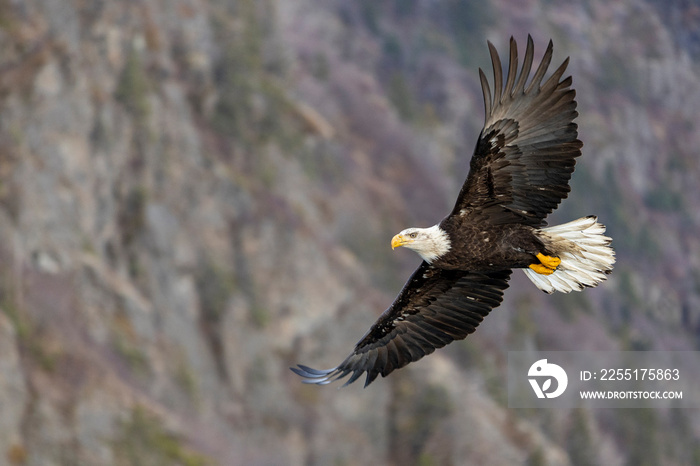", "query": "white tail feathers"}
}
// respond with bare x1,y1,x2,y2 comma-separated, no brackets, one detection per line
523,216,615,294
